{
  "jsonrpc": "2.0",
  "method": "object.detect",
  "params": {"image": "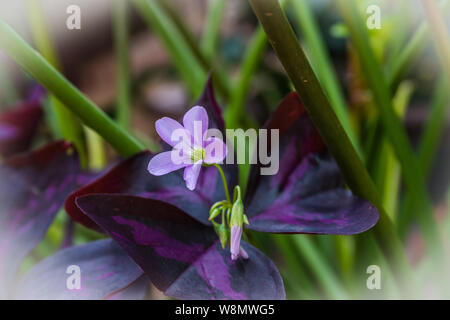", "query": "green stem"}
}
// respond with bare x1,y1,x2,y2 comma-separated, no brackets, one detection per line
387,0,450,90
201,0,226,60
398,78,449,236
0,19,145,157
112,0,131,130
214,163,231,203
294,235,348,299
248,0,416,294
132,0,206,98
225,26,267,129
155,0,231,100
